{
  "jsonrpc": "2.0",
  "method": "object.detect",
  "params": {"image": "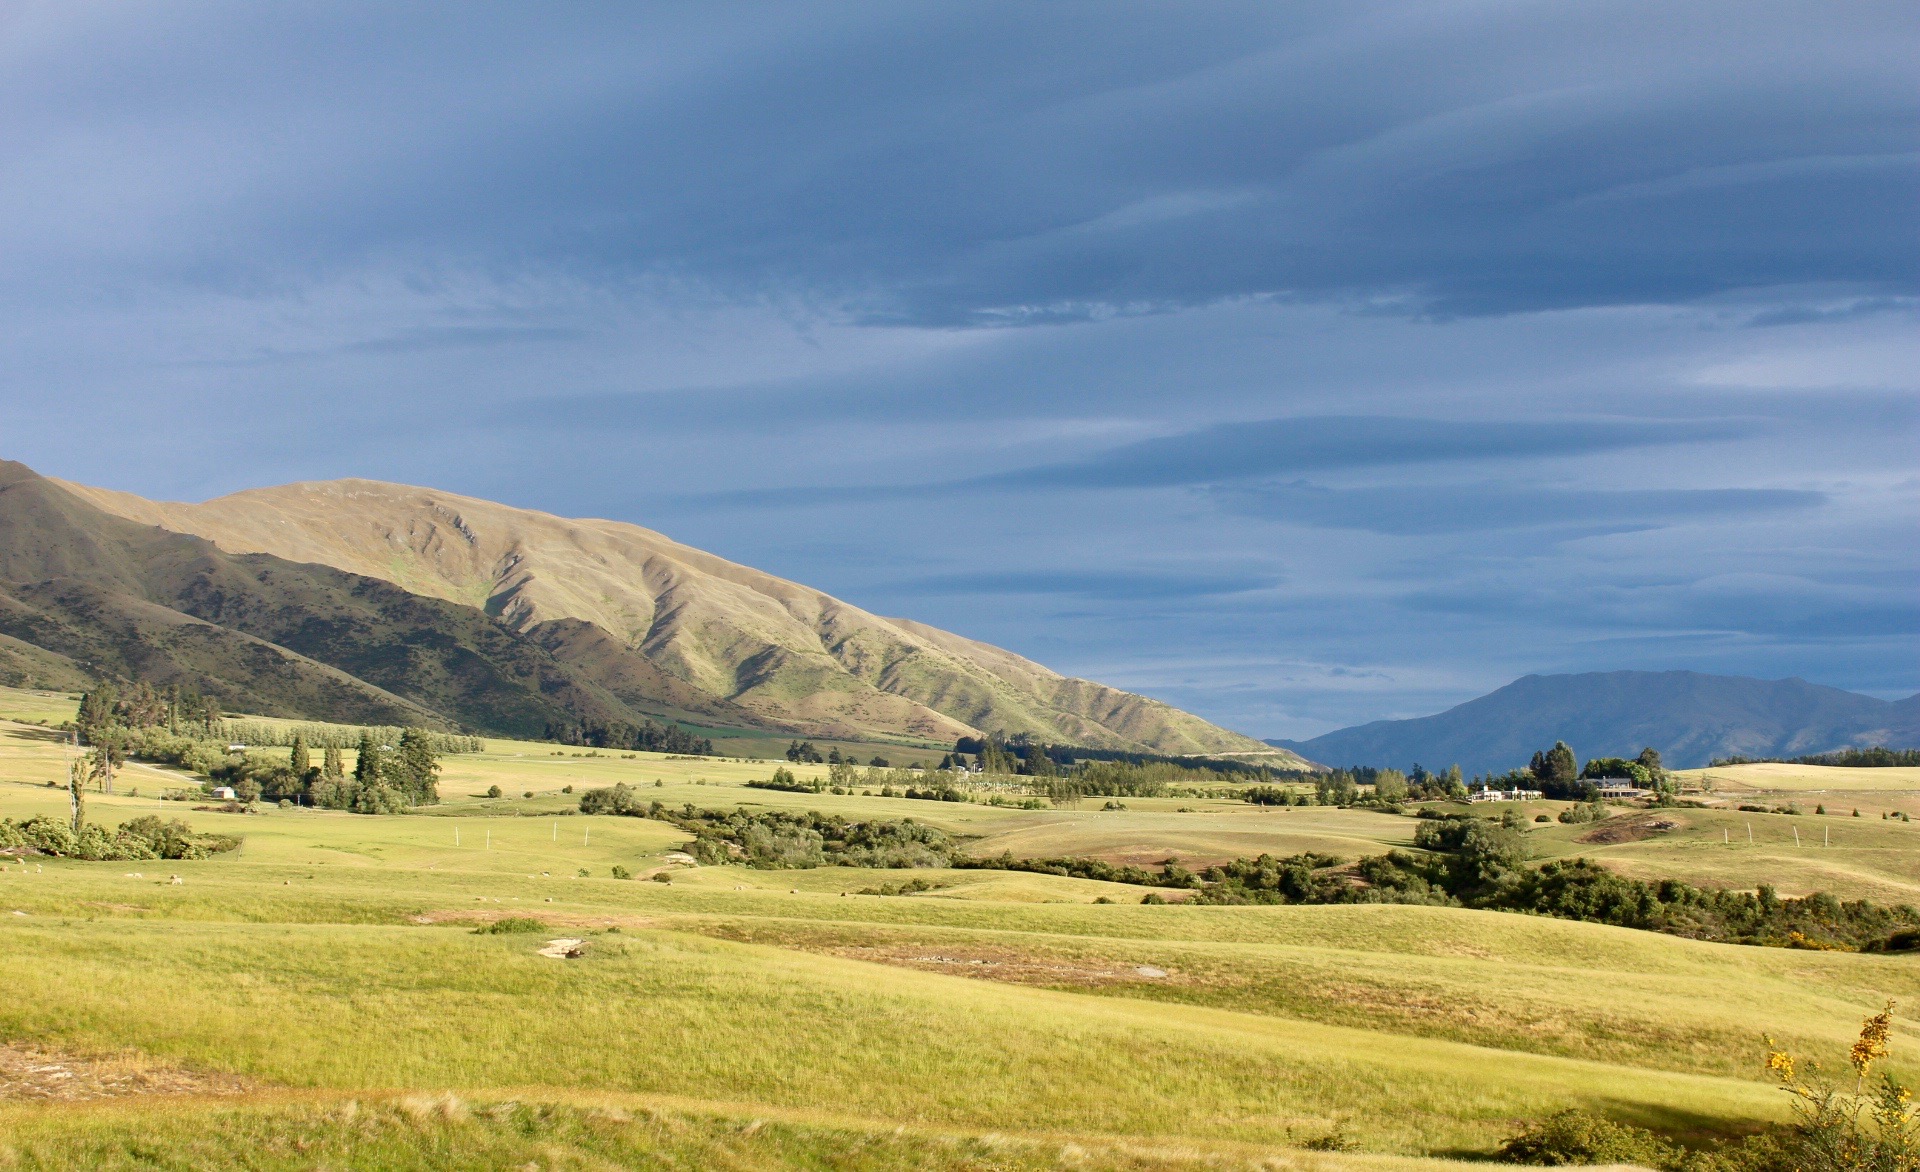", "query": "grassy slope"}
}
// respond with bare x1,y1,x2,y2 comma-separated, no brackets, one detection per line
60,476,1286,757
1679,762,1920,792
3,694,1919,1164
